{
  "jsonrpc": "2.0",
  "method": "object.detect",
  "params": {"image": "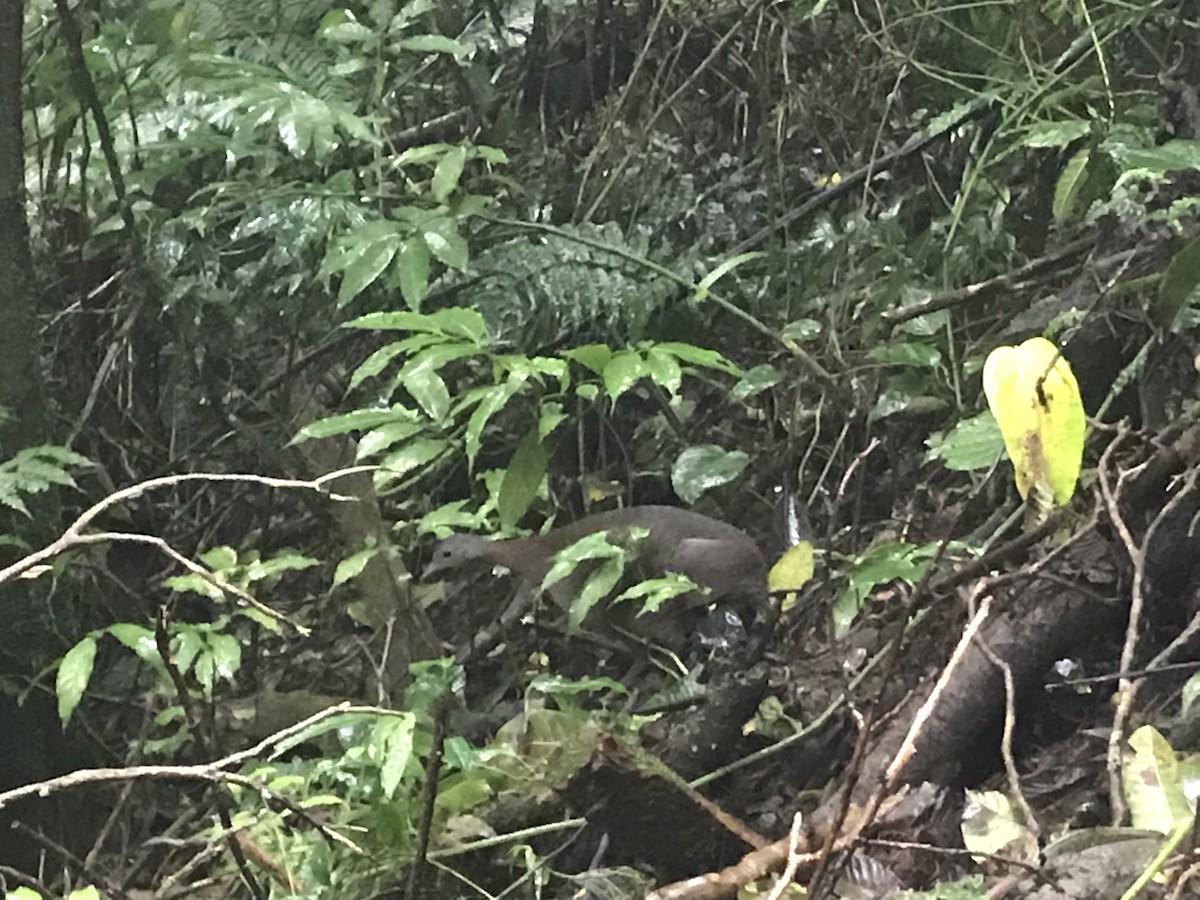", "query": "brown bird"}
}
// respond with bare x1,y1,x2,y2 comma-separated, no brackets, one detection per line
426,505,767,654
